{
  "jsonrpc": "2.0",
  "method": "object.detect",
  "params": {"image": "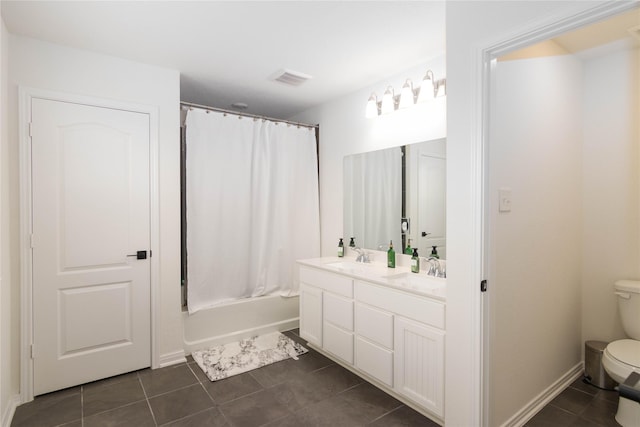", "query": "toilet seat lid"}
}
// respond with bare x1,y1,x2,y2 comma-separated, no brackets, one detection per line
607,339,640,368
